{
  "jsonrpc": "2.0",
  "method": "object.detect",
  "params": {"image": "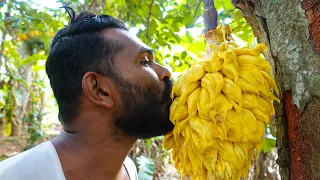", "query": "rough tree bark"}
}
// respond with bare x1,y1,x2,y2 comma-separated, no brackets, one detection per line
233,0,320,180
